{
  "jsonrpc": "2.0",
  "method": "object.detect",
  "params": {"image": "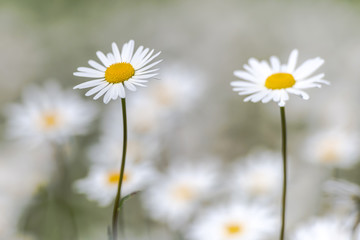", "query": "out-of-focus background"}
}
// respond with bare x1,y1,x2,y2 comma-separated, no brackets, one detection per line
1,0,360,239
